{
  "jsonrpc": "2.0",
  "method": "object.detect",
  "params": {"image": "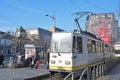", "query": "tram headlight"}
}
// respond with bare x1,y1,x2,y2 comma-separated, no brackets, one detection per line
51,60,56,64
65,61,71,65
